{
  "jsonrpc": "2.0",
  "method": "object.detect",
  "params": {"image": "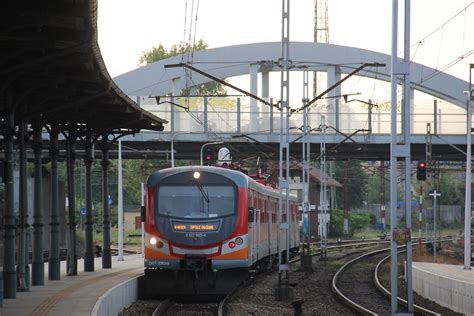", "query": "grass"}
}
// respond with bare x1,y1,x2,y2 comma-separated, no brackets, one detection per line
80,228,144,247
